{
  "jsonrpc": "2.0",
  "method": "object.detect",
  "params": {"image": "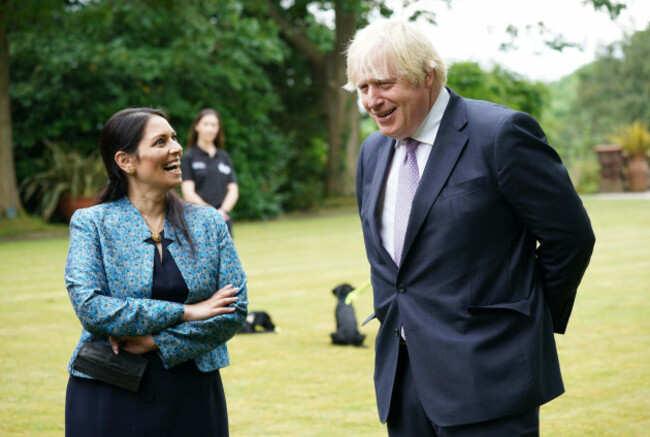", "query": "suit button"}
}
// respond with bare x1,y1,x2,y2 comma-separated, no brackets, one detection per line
394,329,400,337
398,284,406,294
